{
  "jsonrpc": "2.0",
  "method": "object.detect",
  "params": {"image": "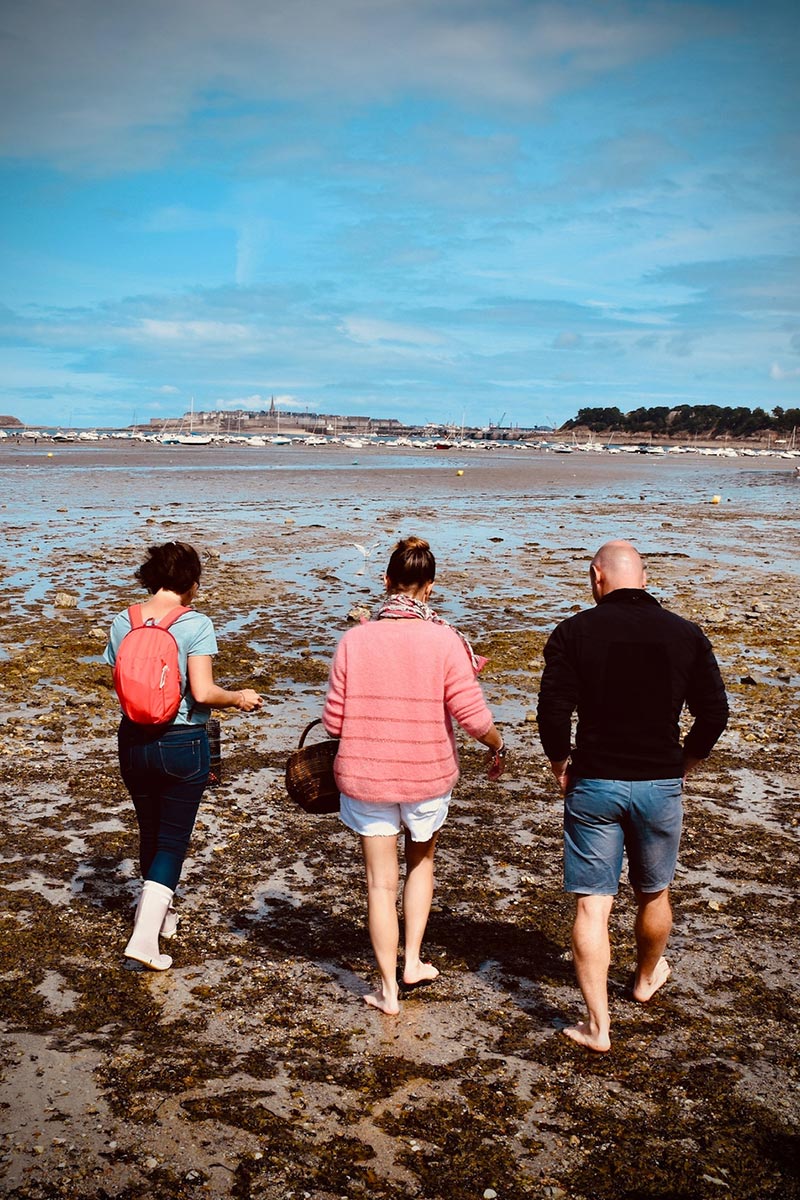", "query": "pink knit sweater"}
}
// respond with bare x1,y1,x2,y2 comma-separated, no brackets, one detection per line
322,618,494,803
